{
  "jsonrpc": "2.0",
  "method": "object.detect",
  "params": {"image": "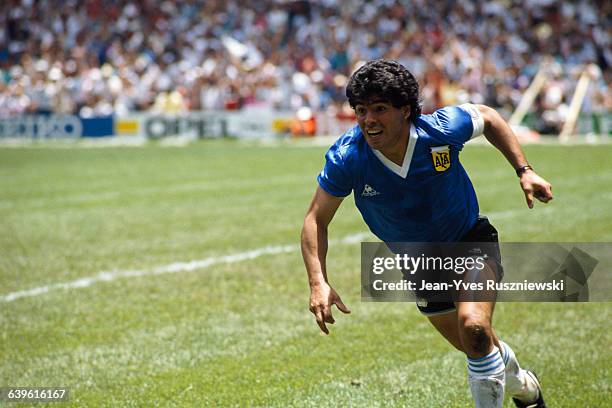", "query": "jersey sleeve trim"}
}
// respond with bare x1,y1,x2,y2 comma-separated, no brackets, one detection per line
459,103,485,139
